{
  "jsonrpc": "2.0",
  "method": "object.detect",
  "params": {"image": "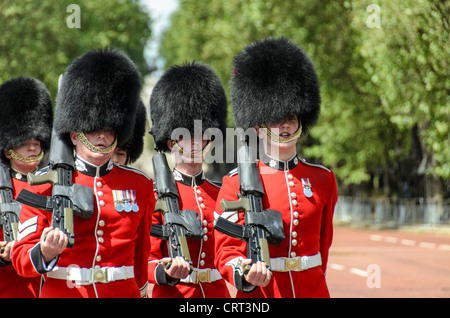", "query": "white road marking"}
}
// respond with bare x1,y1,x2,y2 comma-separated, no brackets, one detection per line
384,236,398,243
368,234,449,251
329,263,345,271
349,268,369,277
419,242,436,249
400,239,416,246
370,235,383,241
330,234,450,280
